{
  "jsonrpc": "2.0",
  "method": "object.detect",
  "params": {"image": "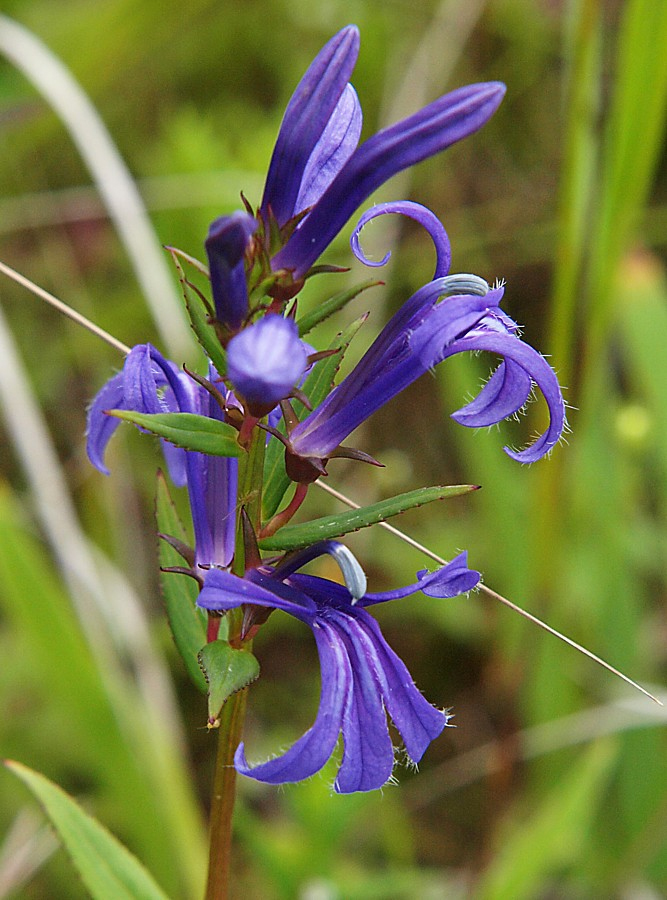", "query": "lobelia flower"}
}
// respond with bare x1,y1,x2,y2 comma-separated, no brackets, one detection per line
197,542,481,792
284,269,567,479
86,344,237,573
204,24,506,327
